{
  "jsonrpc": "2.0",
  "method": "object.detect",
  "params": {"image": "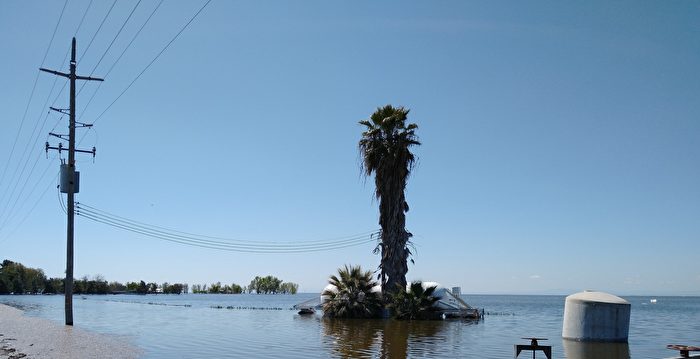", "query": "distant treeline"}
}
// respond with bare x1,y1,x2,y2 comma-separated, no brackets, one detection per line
0,260,189,295
42,277,188,295
191,275,298,294
0,259,298,295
